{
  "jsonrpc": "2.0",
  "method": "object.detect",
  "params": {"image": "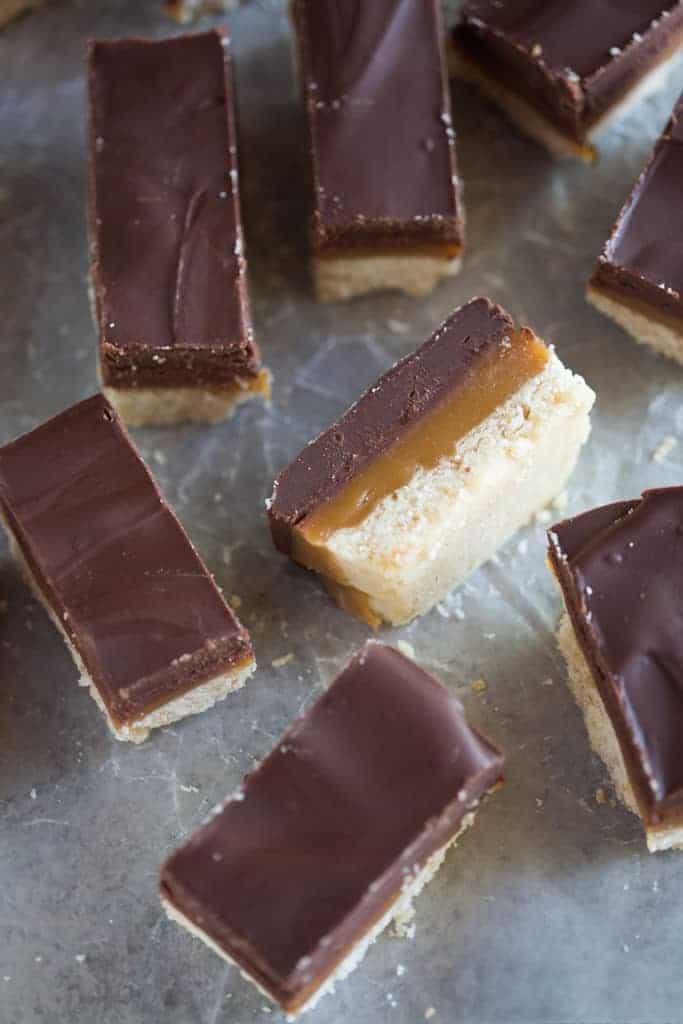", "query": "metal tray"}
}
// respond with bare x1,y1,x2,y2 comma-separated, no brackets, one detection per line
1,2,682,1021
